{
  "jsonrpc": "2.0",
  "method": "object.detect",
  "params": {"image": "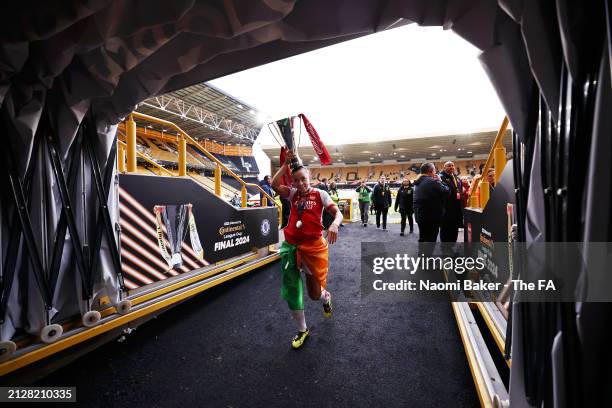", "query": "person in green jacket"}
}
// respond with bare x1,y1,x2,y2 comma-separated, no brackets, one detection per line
356,180,372,227
329,181,340,204
328,181,344,228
